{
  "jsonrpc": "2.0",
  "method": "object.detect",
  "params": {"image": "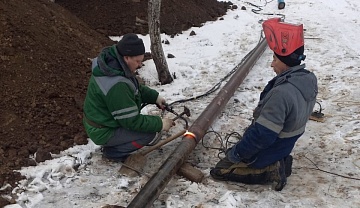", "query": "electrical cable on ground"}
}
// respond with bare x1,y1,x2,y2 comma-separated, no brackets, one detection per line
301,155,360,181
168,32,265,108
167,49,253,107
167,0,287,108
140,38,258,112
245,0,286,20
201,128,243,159
165,0,360,189
141,1,284,110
